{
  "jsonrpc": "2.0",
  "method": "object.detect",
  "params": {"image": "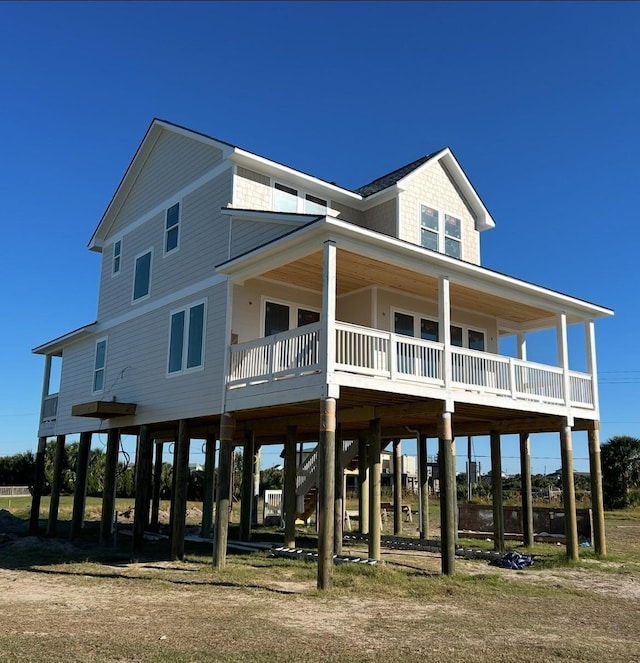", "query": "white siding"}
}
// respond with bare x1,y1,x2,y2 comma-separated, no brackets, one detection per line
98,169,232,321
52,283,229,435
336,289,374,327
107,129,224,237
230,219,302,259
